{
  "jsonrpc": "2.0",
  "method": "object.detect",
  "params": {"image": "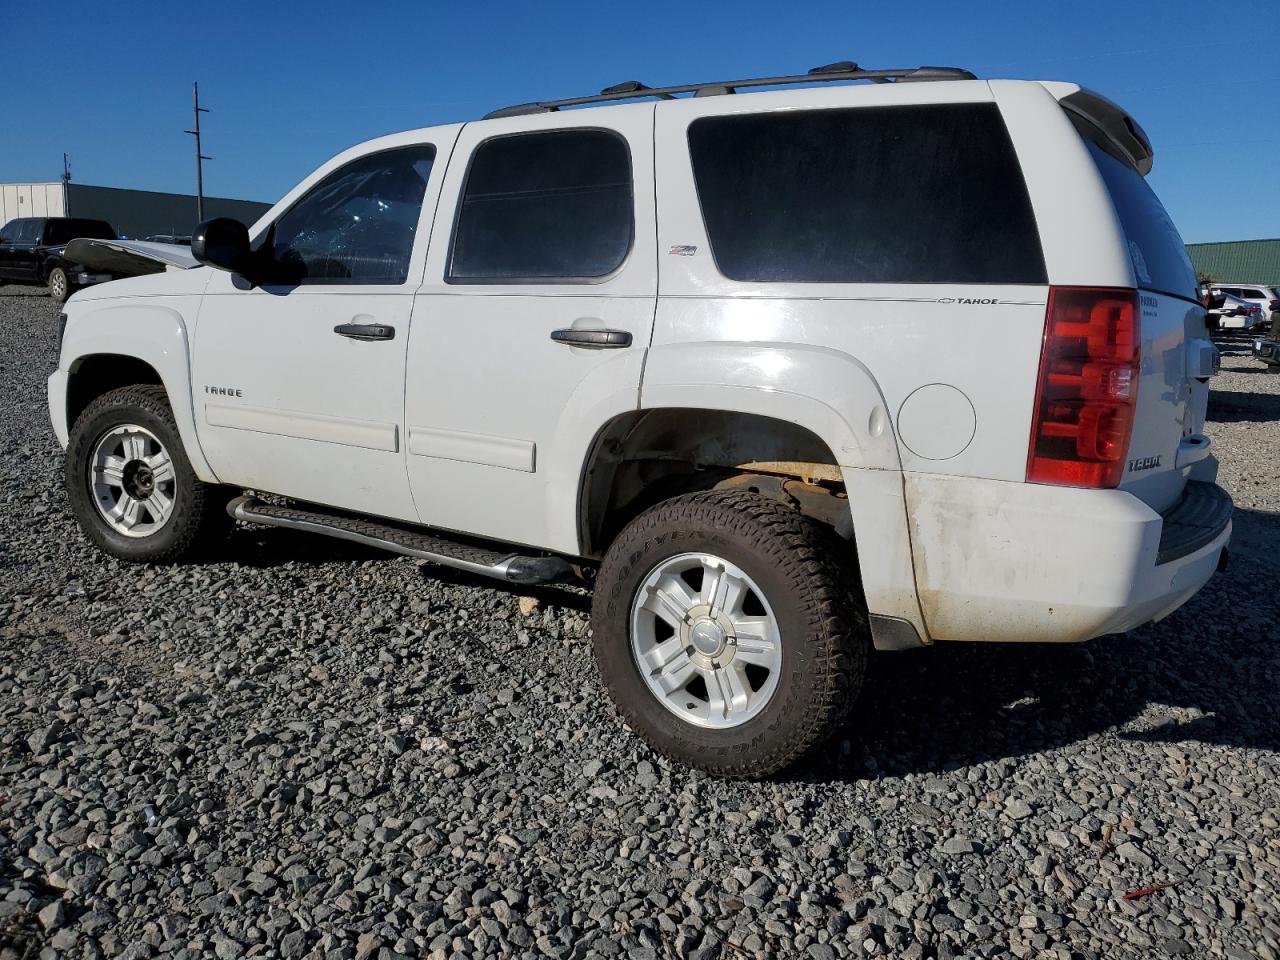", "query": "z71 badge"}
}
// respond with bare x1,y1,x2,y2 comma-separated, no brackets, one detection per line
1128,455,1162,472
